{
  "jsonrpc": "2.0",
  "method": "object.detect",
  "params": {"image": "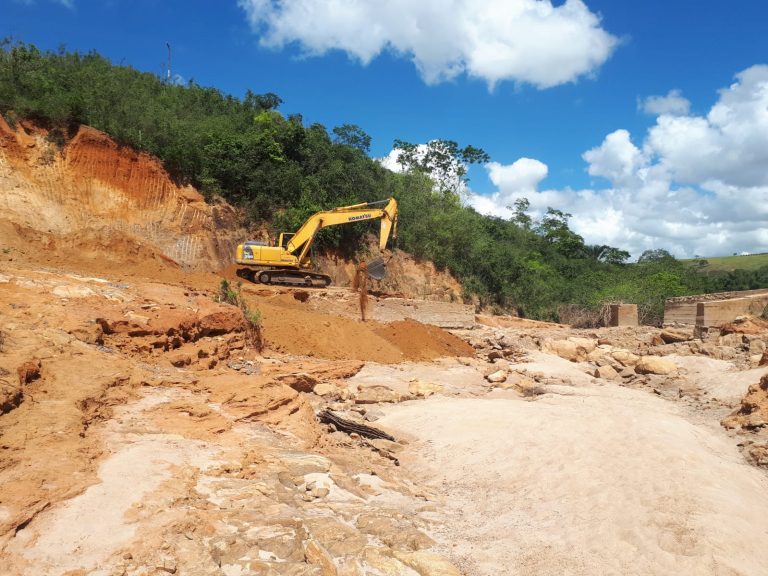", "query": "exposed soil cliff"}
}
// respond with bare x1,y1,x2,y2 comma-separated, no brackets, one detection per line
0,117,241,275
